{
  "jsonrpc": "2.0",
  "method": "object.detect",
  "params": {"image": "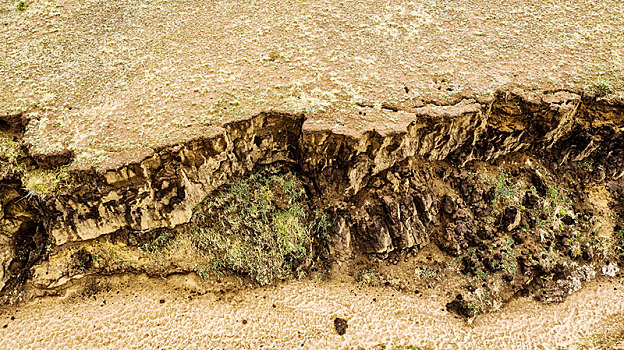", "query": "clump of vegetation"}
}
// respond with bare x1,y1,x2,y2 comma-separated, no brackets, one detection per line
187,167,328,286
414,265,438,280
21,166,70,197
616,229,624,256
597,228,624,262
140,230,176,255
0,135,70,197
356,268,383,287
447,161,620,317
466,299,483,315
391,345,426,350
16,1,28,11
0,135,22,175
492,169,519,200
594,81,612,96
